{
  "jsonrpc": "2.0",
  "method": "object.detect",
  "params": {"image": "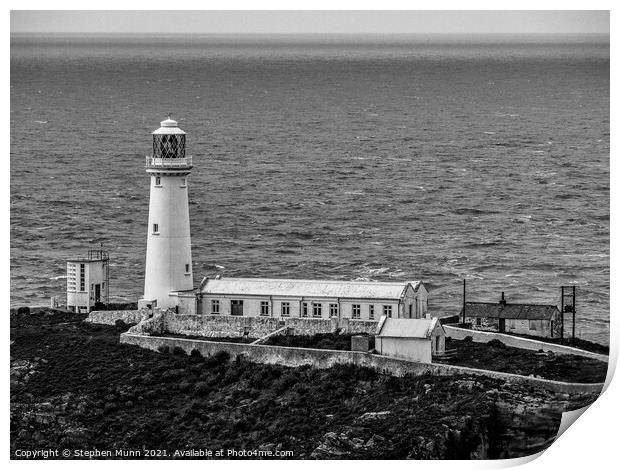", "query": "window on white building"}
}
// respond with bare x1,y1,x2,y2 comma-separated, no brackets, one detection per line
281,302,290,317
529,320,537,331
476,318,482,326
302,302,308,317
369,305,375,320
79,264,85,291
185,263,190,273
329,303,339,317
153,223,159,234
352,304,361,319
260,301,270,316
231,300,244,316
211,300,220,314
383,305,392,318
312,303,322,317
155,176,161,186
